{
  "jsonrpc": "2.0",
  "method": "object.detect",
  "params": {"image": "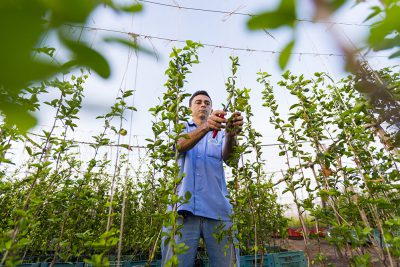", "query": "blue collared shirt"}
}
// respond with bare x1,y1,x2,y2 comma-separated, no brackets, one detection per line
176,119,233,221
